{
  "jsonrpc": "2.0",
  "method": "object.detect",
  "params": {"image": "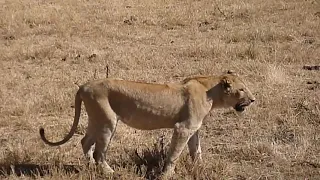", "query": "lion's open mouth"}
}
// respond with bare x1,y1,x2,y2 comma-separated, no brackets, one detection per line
234,102,249,112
